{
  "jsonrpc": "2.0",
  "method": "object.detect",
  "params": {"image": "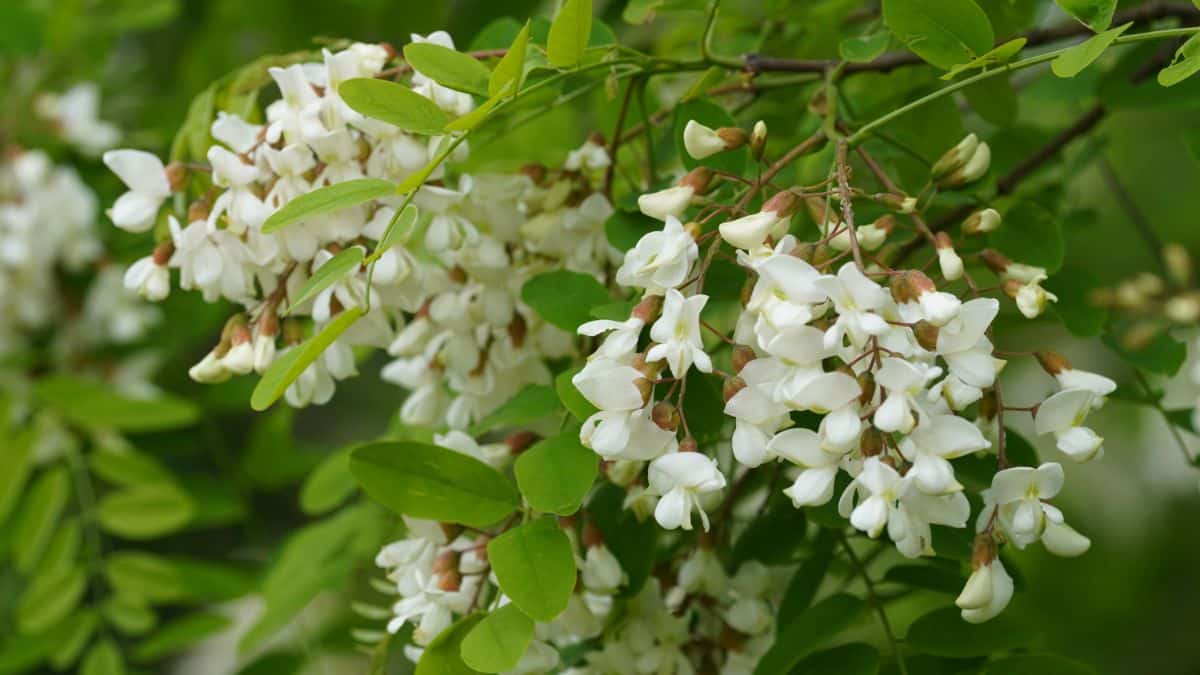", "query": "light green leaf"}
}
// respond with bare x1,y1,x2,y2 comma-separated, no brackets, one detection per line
489,21,531,97
514,433,597,515
416,615,483,675
0,2,45,55
404,42,490,96
12,466,69,573
1052,22,1131,78
839,30,891,63
547,0,593,68
251,306,364,411
48,610,99,671
17,564,87,635
0,429,34,525
555,366,597,422
1158,33,1200,87
753,594,865,674
132,612,232,662
97,483,195,539
906,605,1037,657
986,654,1096,674
81,640,125,675
338,78,451,134
883,0,995,70
285,247,363,315
487,518,576,621
262,178,395,234
521,269,610,332
89,448,174,487
39,517,81,574
460,604,535,673
368,203,420,263
299,448,357,515
102,595,157,636
443,91,506,132
34,376,199,432
105,551,254,605
1055,0,1116,32
941,38,1026,79
989,201,1064,272
350,441,519,527
470,384,561,435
